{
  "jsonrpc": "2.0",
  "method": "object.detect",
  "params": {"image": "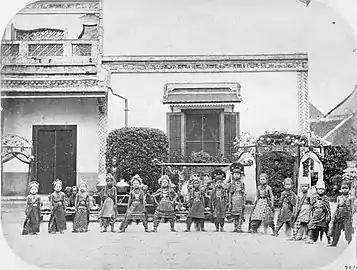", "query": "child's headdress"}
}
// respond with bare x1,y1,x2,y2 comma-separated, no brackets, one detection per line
52,179,62,187
158,175,171,186
78,180,88,187
230,162,244,174
106,174,115,183
28,181,39,189
341,181,351,189
283,178,293,185
315,180,326,189
131,174,143,185
299,177,310,186
211,169,226,181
